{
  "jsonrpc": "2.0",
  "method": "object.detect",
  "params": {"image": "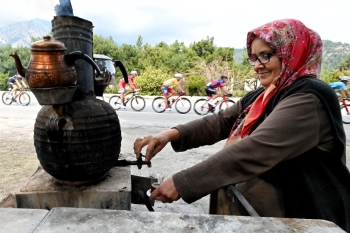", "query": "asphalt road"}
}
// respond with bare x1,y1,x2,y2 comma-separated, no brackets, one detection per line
1,91,350,214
